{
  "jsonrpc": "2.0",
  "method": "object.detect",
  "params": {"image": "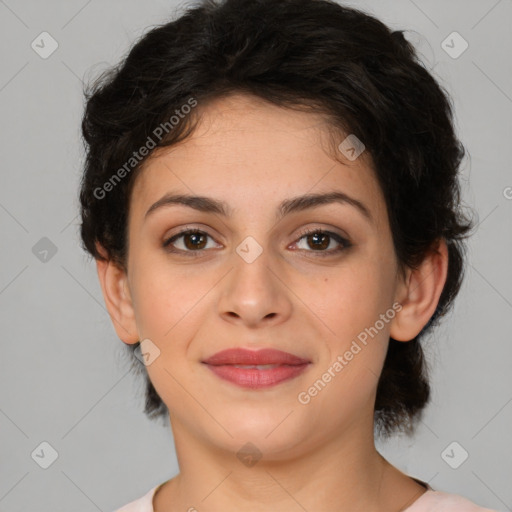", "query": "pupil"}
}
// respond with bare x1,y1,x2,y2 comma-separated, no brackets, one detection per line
309,232,328,250
186,232,206,250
